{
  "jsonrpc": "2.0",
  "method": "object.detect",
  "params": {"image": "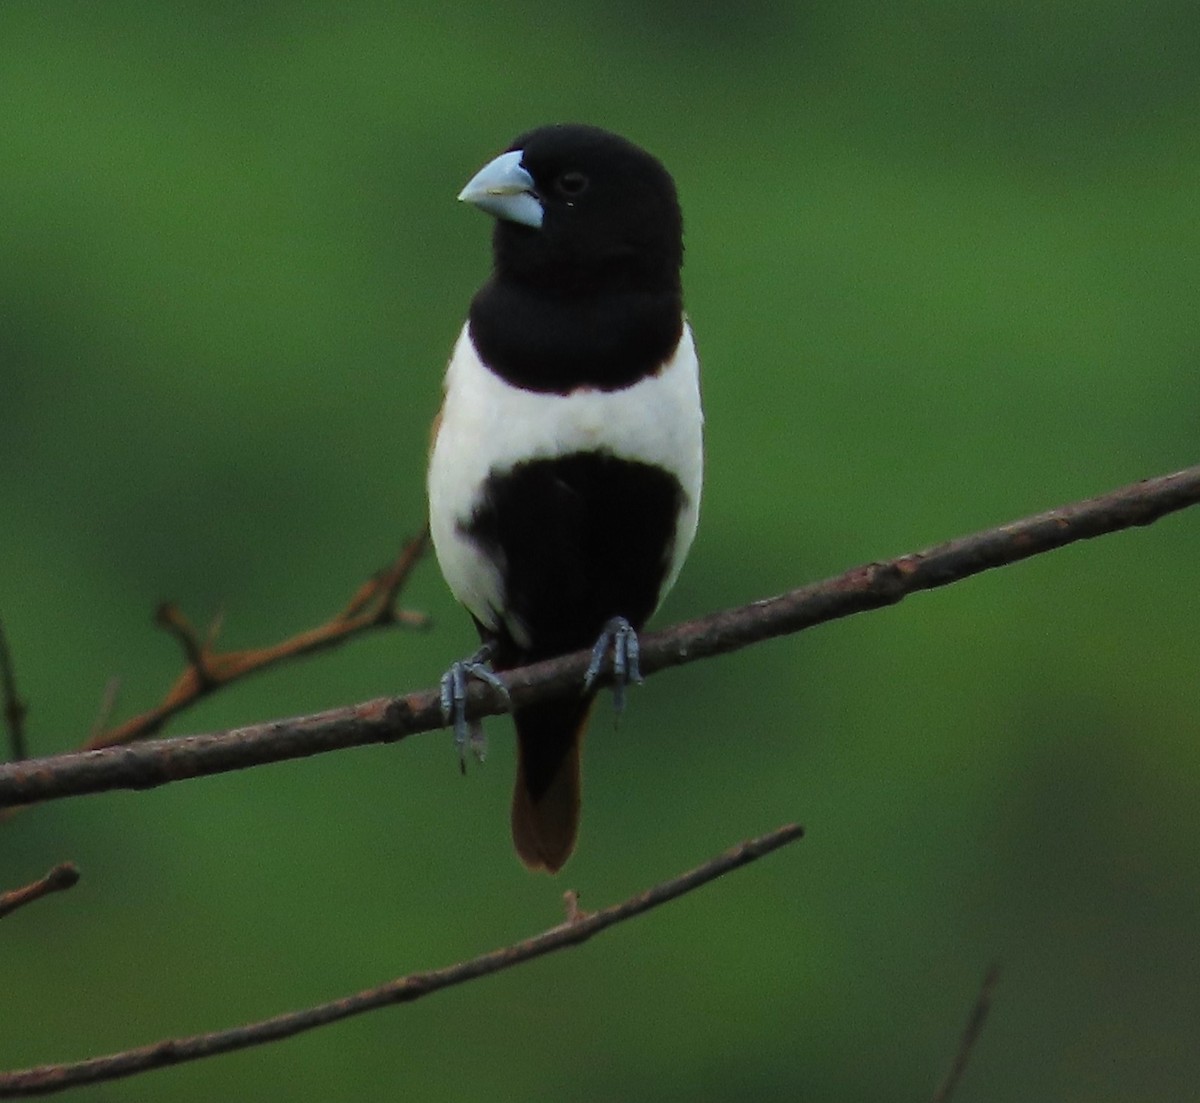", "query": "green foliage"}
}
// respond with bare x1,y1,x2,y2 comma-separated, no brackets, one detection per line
2,2,1198,1099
